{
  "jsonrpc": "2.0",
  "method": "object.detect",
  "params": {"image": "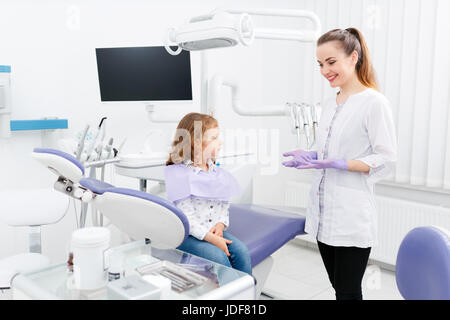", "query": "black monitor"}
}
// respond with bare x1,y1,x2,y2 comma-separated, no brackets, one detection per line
95,46,192,102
